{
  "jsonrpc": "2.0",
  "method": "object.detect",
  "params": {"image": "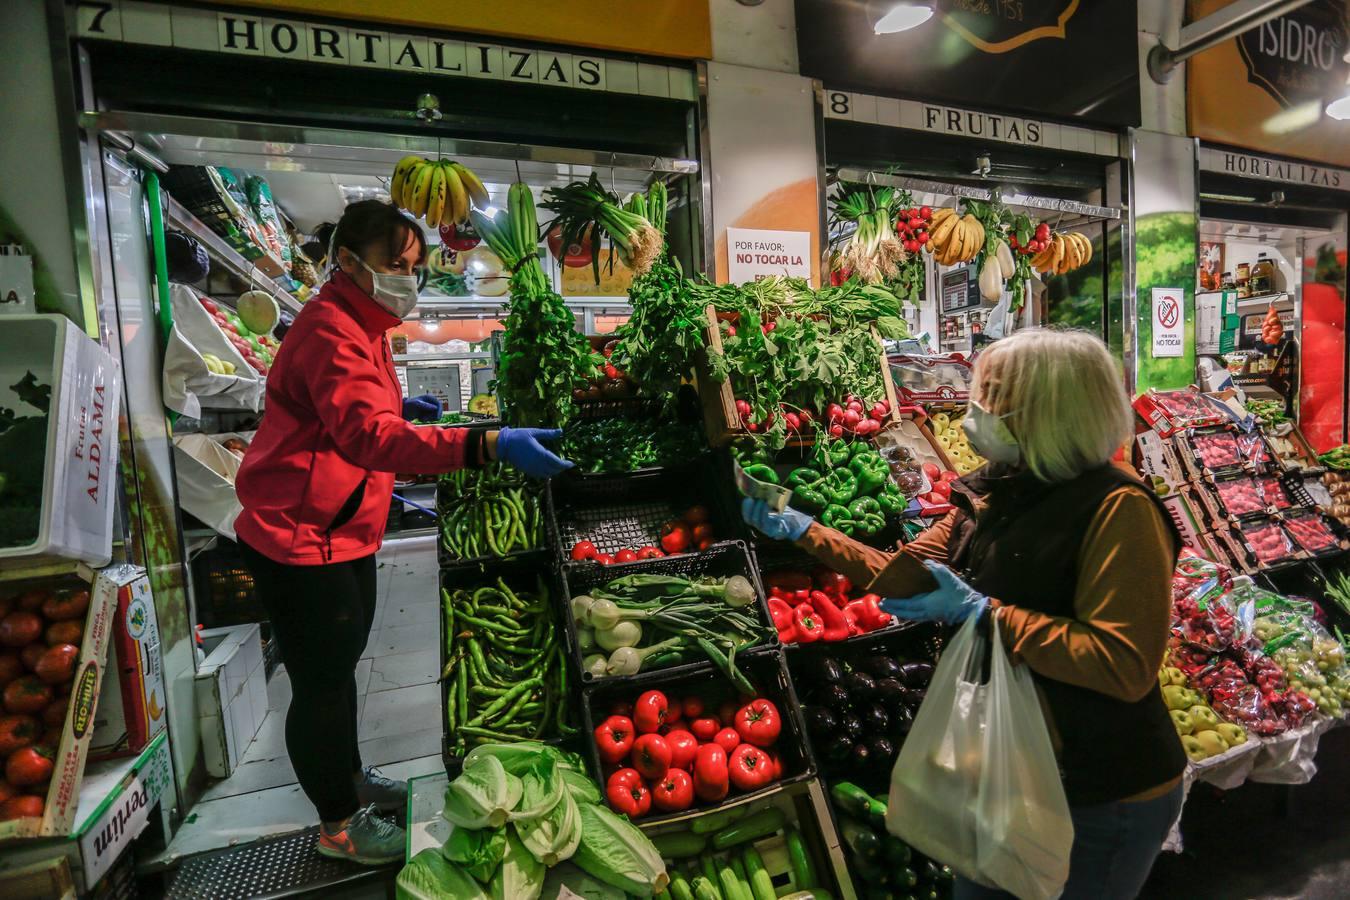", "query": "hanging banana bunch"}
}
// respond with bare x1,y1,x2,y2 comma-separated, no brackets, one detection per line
389,156,491,229
1030,232,1094,276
